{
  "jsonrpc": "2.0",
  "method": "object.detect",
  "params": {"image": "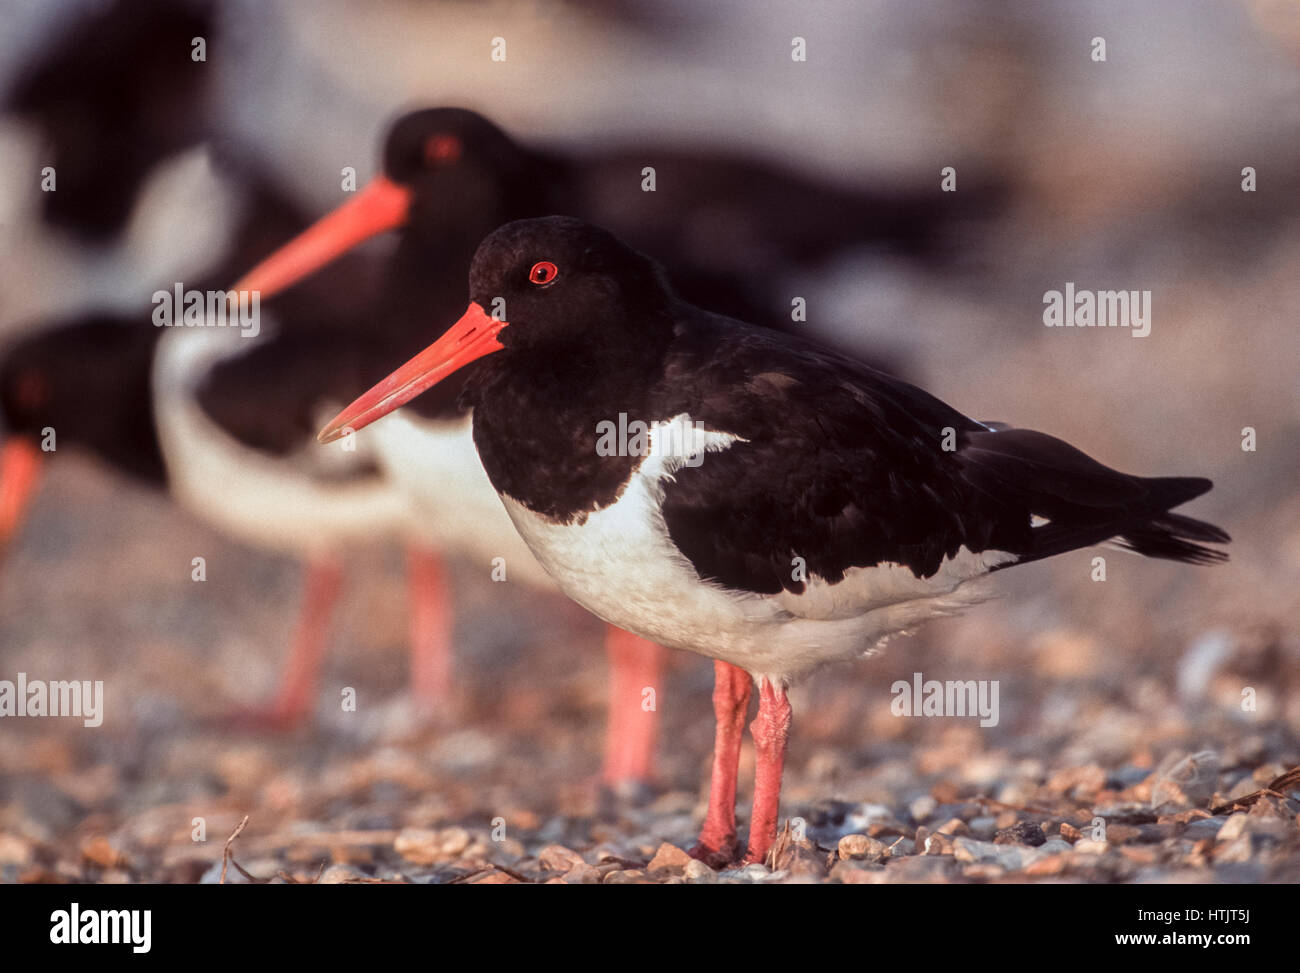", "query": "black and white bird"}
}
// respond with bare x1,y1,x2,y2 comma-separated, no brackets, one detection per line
317,216,1229,866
